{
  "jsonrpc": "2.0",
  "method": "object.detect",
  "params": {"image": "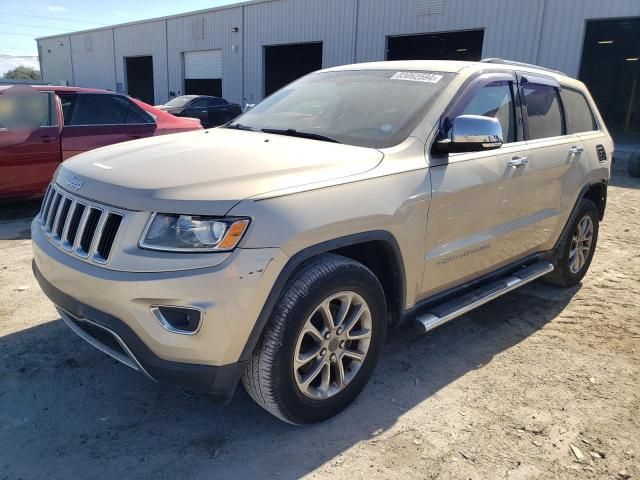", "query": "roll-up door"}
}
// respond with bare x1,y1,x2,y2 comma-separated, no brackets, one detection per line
184,50,222,97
